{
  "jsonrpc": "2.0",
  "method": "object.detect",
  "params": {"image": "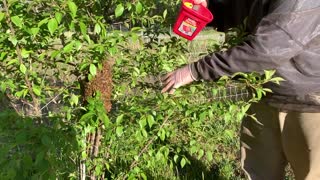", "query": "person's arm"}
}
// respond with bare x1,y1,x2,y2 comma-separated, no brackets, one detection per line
162,14,302,94
190,16,302,81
